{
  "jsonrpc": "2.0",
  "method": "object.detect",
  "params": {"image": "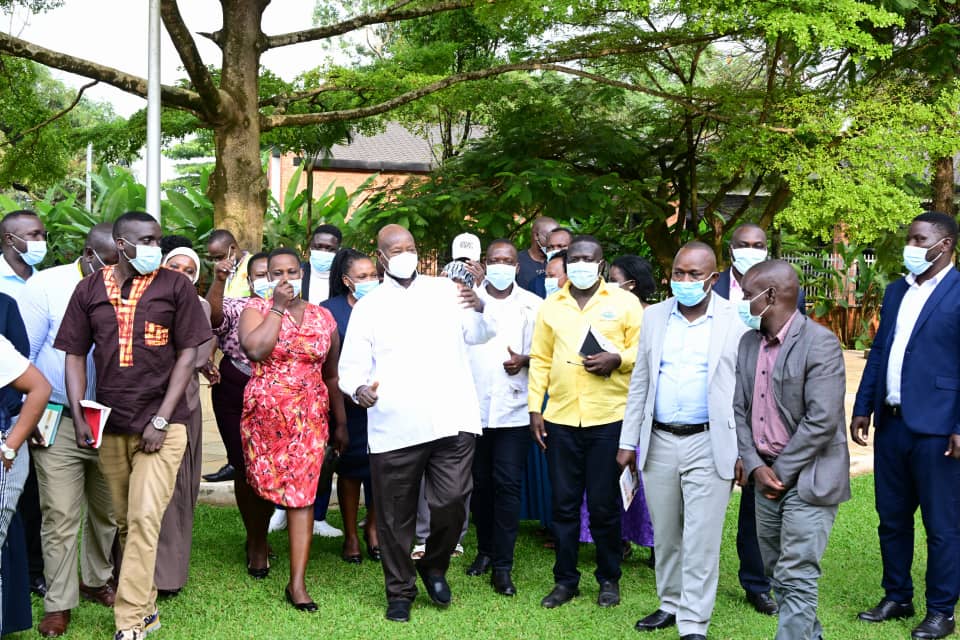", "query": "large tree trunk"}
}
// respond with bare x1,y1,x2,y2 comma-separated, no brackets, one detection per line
932,155,957,216
209,0,270,251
